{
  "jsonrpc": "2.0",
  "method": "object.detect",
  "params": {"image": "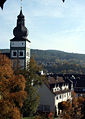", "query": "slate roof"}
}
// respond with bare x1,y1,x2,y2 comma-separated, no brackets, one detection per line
48,76,65,85
56,76,65,83
44,76,70,95
76,79,85,87
48,77,56,84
